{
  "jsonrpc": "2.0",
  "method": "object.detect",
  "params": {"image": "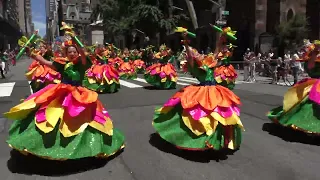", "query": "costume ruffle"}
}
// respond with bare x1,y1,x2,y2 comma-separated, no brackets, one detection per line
83,64,120,93
153,85,243,150
118,62,137,79
268,78,320,134
214,64,238,90
109,57,124,69
26,60,61,92
144,63,177,89
133,59,146,74
4,83,125,159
